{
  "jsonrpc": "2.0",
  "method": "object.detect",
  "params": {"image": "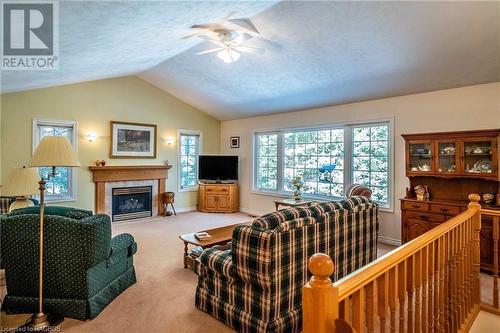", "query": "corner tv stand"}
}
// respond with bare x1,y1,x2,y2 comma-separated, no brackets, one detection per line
198,182,239,213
